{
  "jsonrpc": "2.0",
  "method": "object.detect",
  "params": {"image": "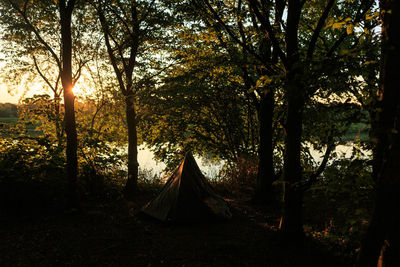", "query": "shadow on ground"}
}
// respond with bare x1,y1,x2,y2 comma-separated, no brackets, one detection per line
0,195,351,267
